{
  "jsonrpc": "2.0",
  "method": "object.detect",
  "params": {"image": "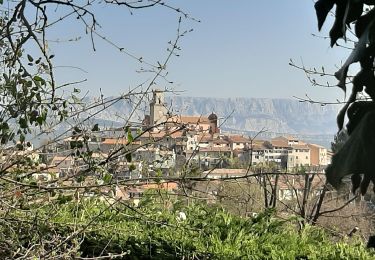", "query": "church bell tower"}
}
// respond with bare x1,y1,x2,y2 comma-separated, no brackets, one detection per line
150,90,168,126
